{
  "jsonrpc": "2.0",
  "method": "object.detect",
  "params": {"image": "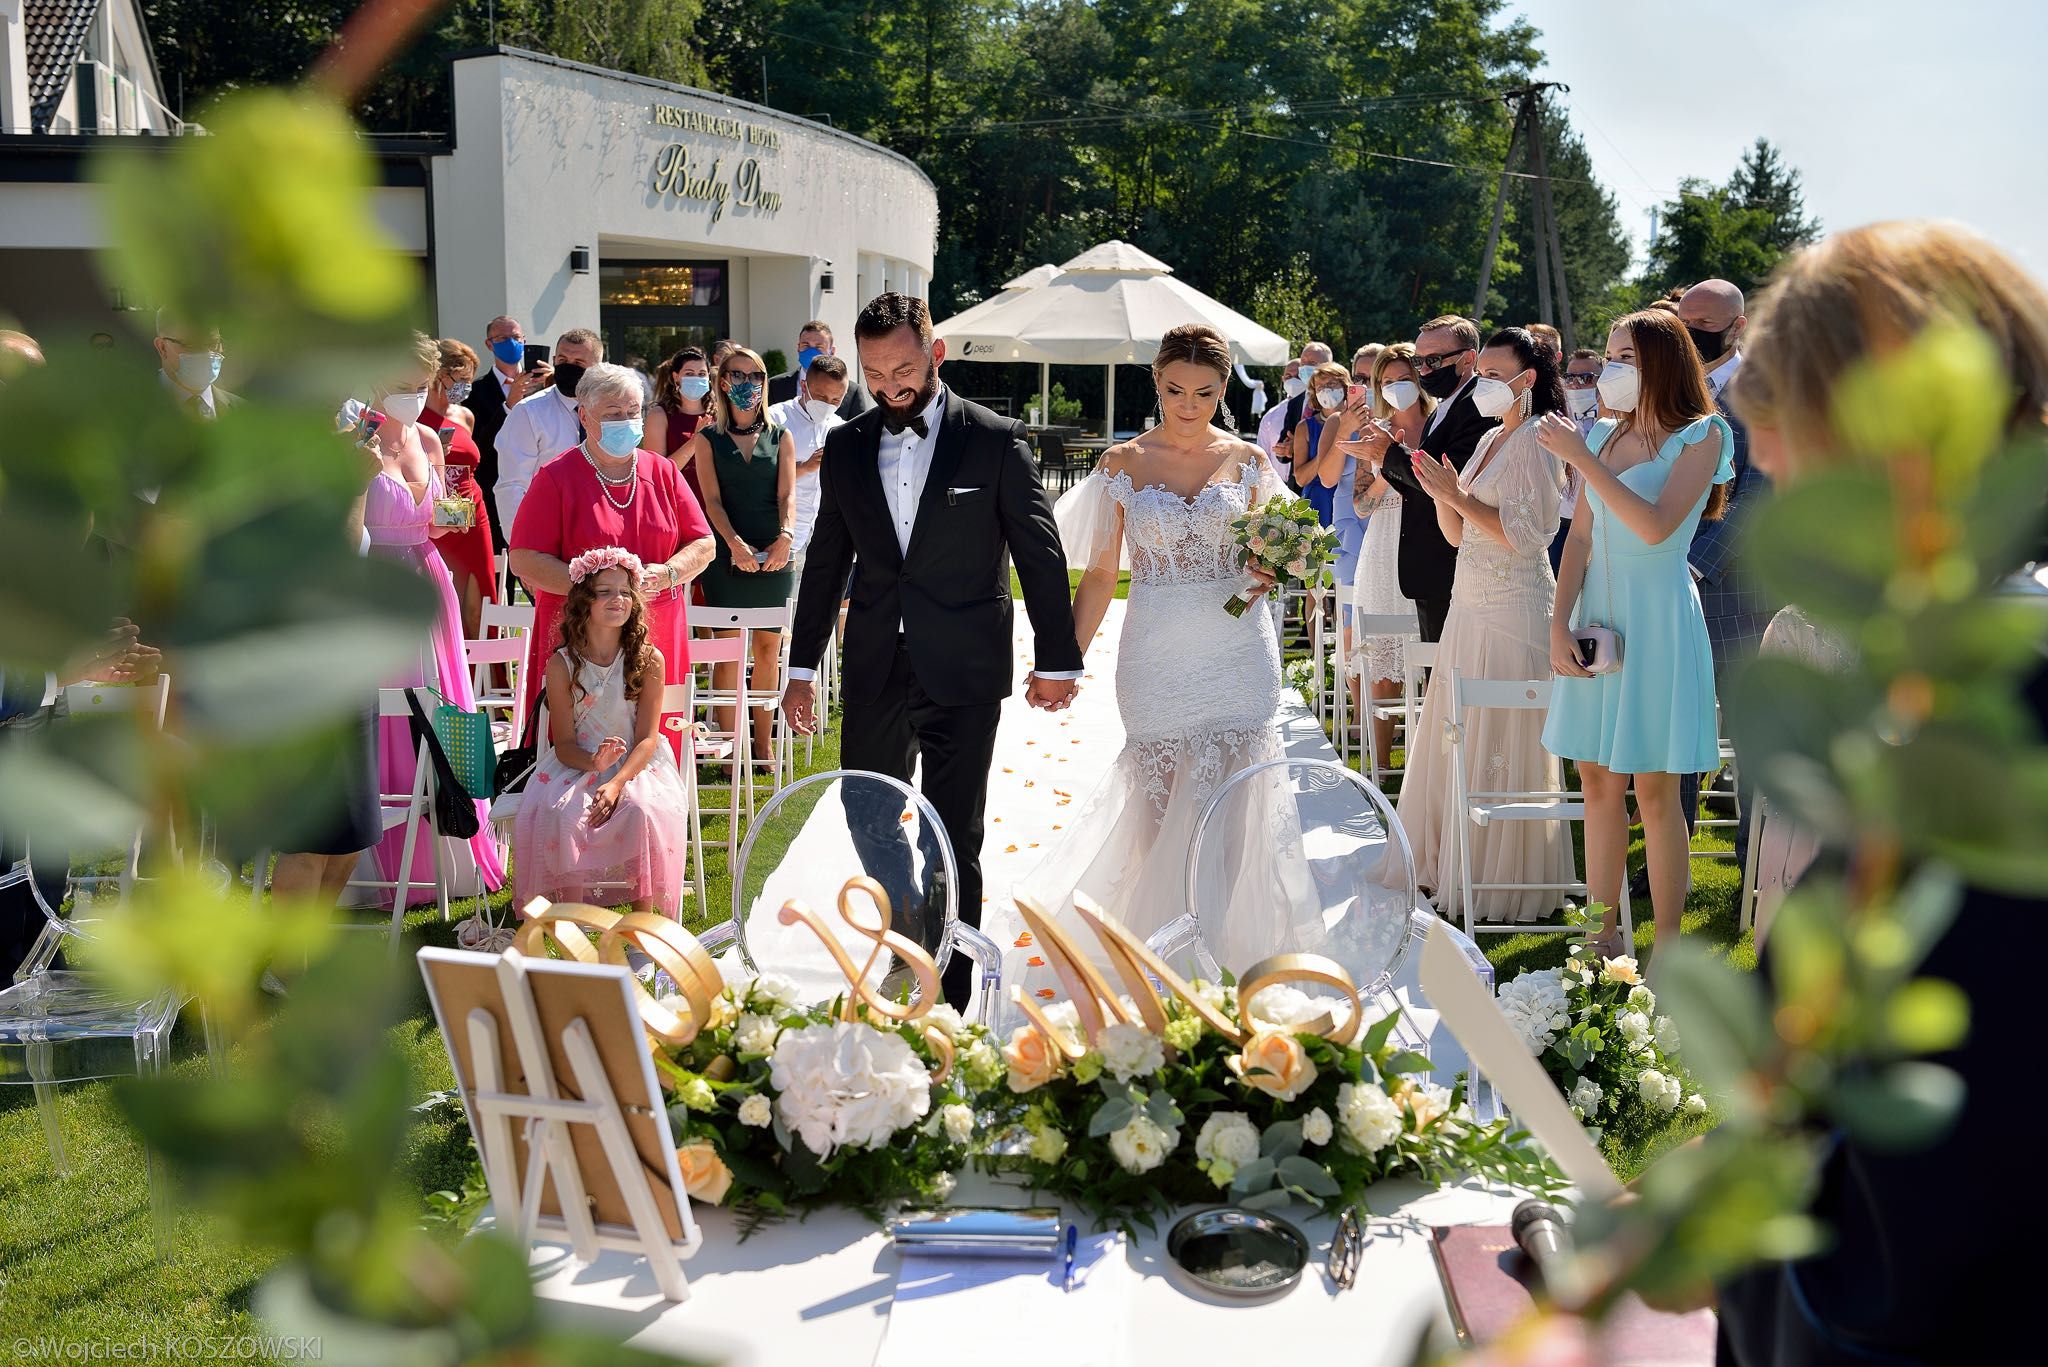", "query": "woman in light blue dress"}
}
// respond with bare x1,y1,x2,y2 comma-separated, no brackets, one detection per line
1538,310,1736,957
